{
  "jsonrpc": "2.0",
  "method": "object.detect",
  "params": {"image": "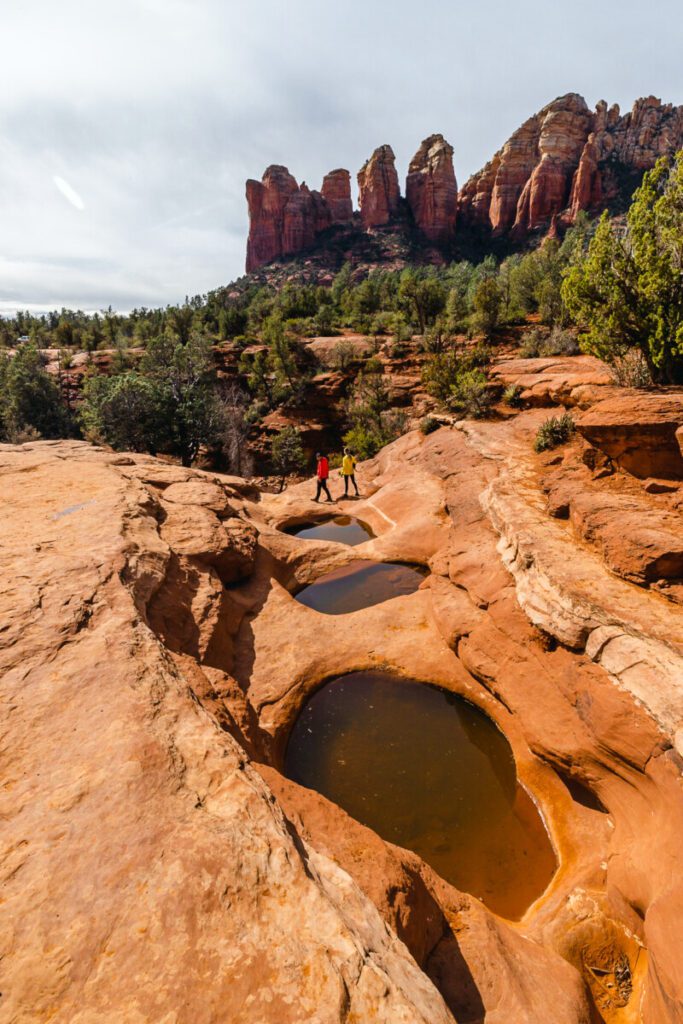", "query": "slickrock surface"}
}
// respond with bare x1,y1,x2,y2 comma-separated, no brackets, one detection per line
357,144,402,229
0,443,453,1024
489,354,617,408
3,389,683,1022
406,134,458,243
